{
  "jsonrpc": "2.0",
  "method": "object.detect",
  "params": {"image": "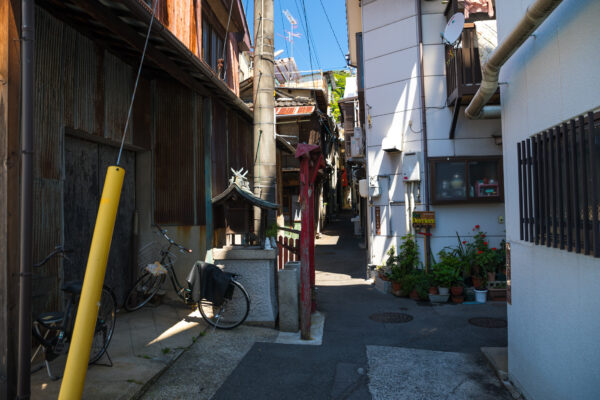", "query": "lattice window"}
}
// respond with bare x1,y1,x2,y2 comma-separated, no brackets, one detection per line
517,110,600,257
